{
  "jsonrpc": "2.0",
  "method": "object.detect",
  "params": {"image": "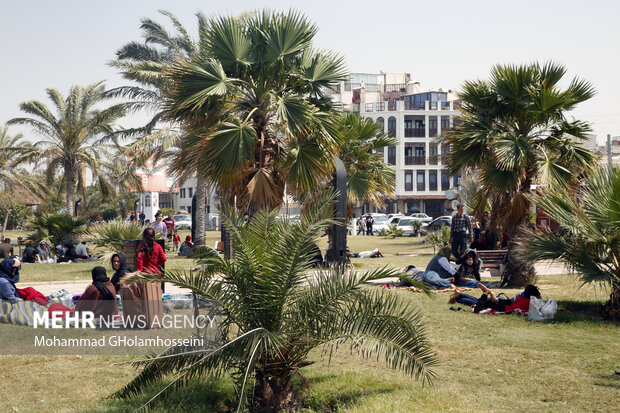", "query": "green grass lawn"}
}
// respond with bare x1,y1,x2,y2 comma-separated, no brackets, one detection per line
2,234,619,412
